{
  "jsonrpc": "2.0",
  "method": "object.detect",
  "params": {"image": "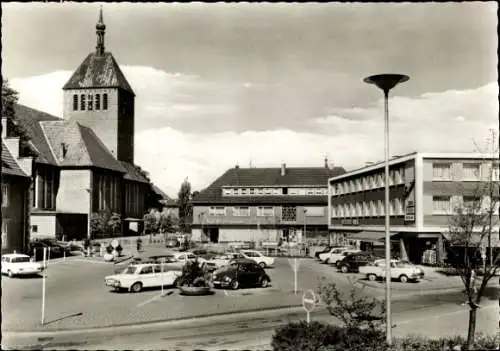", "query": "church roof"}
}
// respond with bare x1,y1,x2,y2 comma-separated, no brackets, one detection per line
62,52,135,95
